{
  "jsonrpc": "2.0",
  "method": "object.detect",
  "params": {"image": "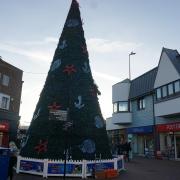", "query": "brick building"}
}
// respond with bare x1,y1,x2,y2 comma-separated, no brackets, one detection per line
0,57,23,147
